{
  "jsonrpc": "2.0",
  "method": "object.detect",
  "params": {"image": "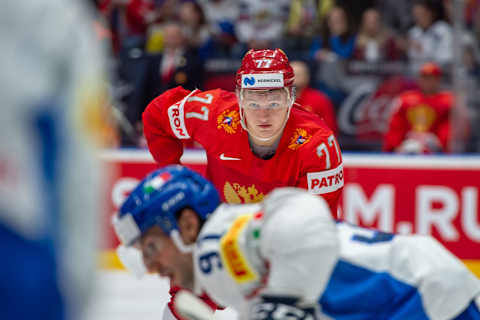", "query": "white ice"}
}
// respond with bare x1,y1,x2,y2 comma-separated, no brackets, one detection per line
83,270,238,320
